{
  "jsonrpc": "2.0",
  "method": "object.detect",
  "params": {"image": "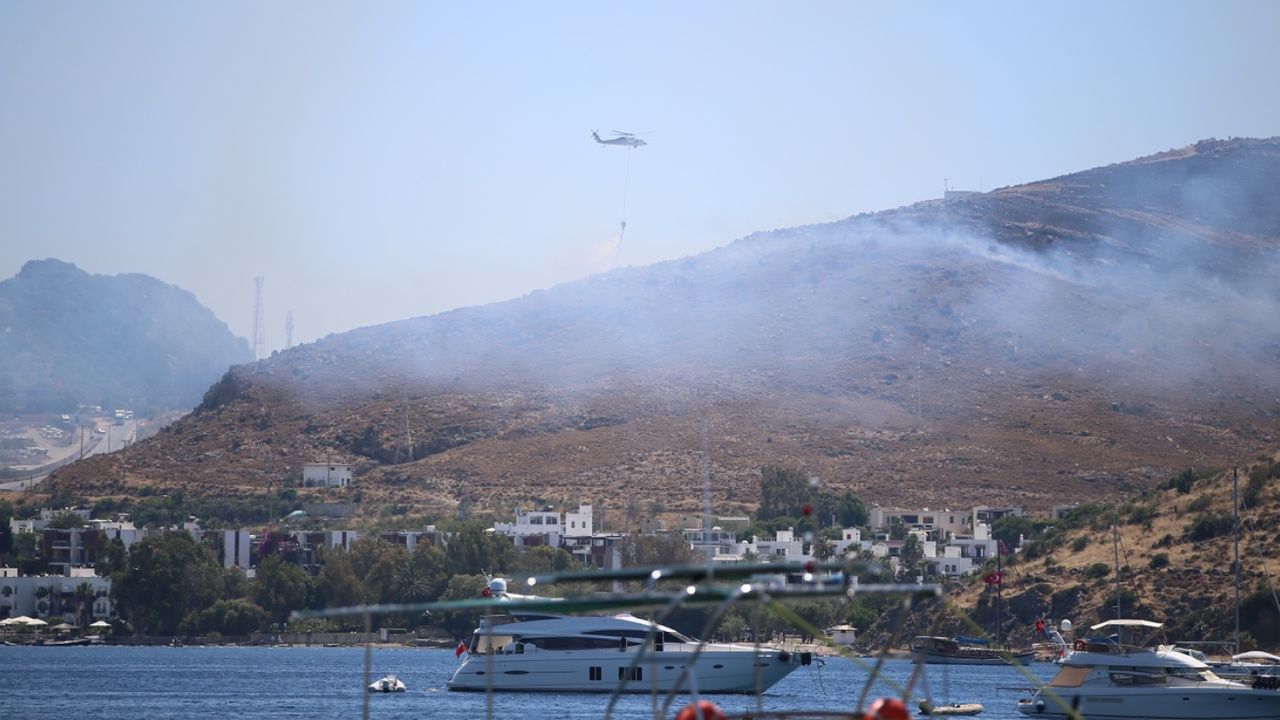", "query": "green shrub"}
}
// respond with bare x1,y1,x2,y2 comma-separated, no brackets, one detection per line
1084,562,1112,579
1184,513,1233,542
1187,495,1212,513
1149,553,1170,569
1070,536,1090,552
